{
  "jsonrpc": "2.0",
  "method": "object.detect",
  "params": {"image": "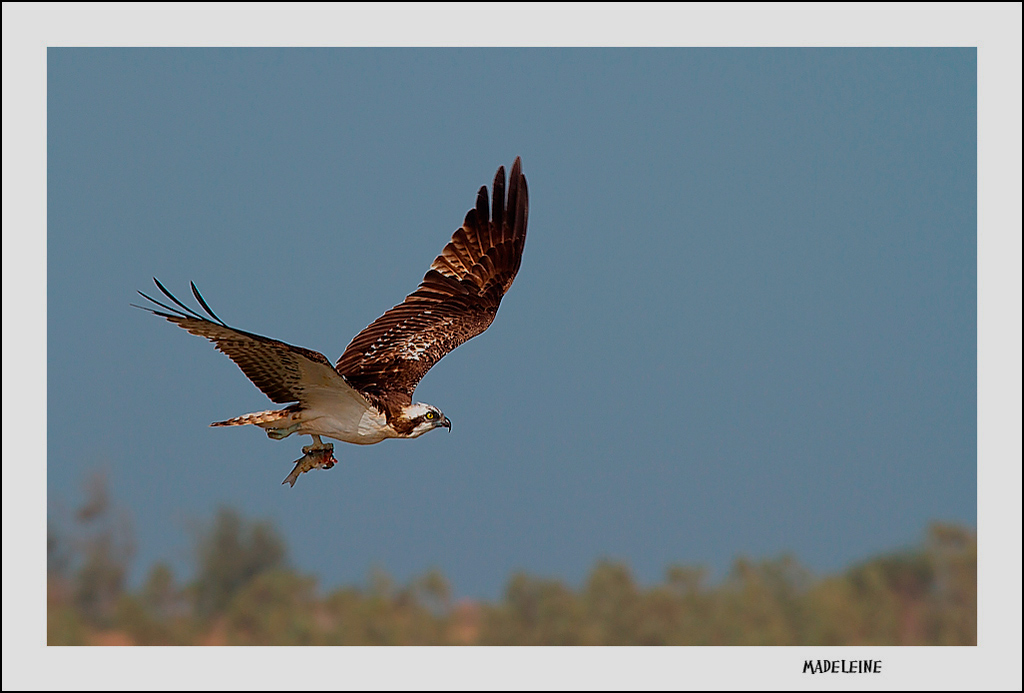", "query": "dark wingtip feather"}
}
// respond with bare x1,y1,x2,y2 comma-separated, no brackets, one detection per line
476,185,489,218
505,159,521,242
136,280,228,328
152,278,206,320
517,173,529,242
475,185,491,253
491,164,506,237
136,289,192,320
191,281,227,326
131,301,168,317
